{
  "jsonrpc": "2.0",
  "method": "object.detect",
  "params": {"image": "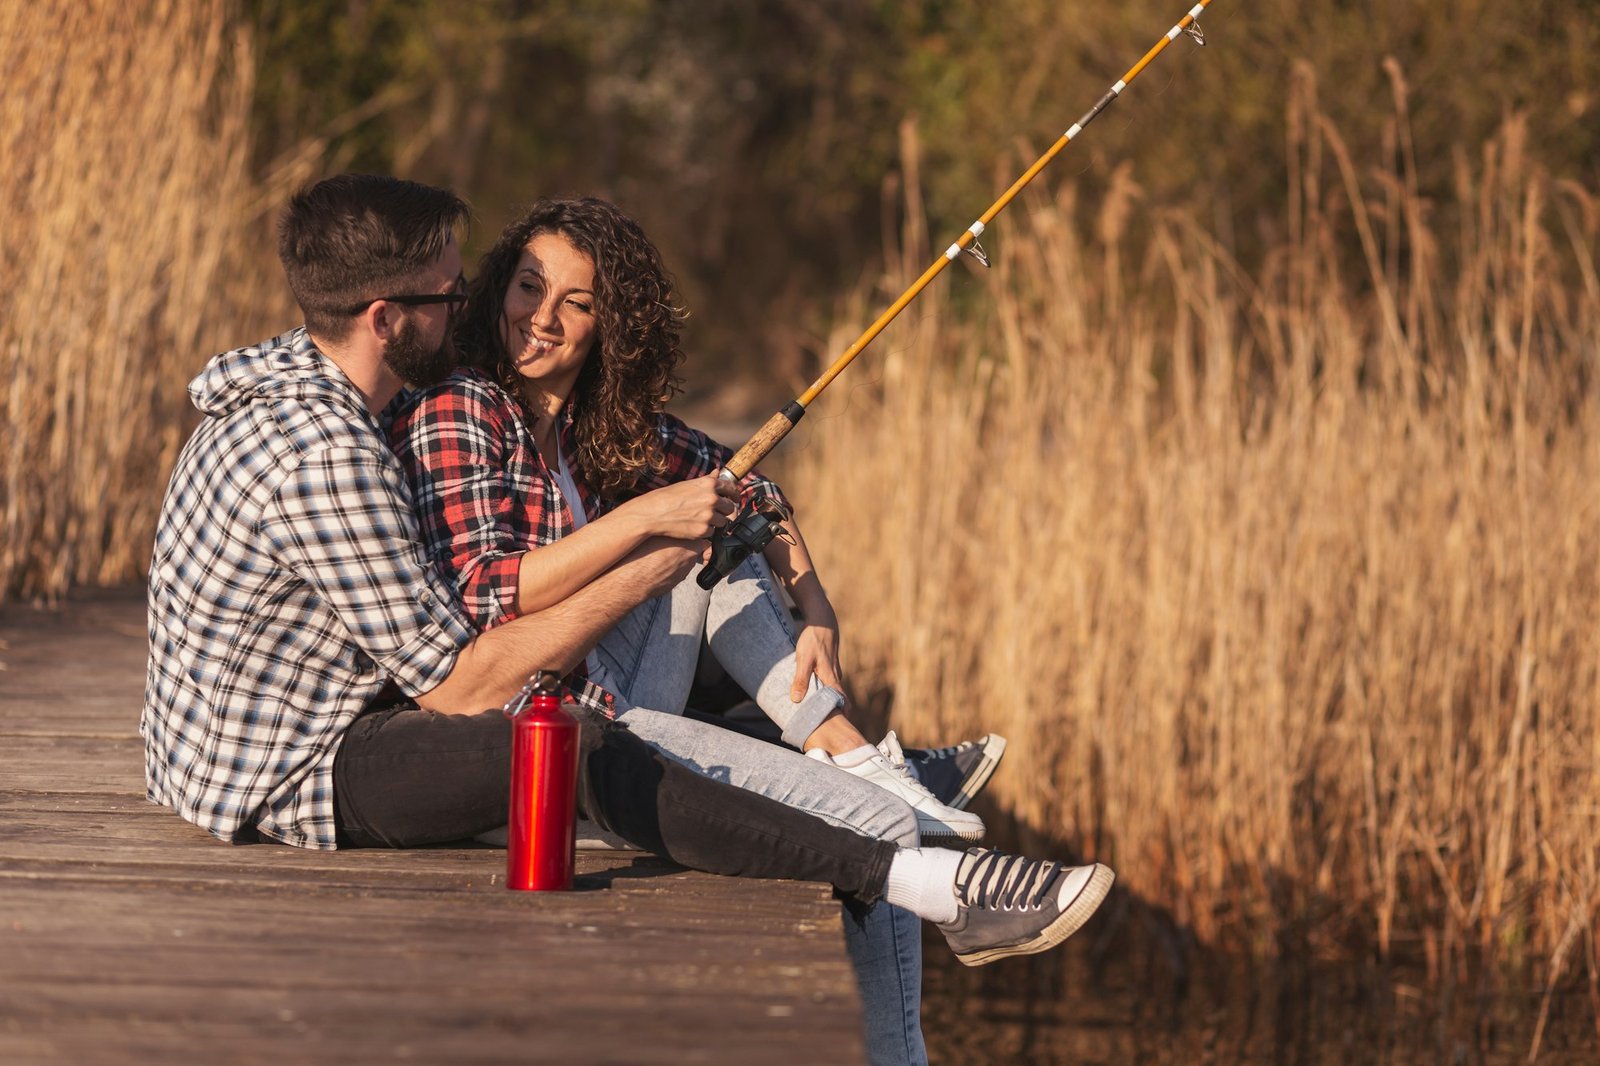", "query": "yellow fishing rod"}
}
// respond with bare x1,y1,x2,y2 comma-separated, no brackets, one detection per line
701,0,1218,588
